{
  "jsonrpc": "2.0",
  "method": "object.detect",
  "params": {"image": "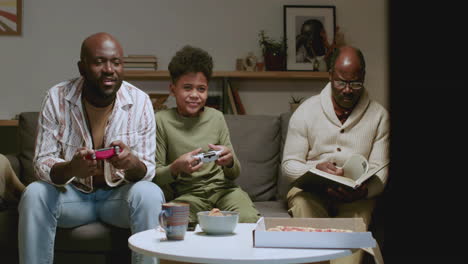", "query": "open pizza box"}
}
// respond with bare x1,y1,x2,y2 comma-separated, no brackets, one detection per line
253,217,384,264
